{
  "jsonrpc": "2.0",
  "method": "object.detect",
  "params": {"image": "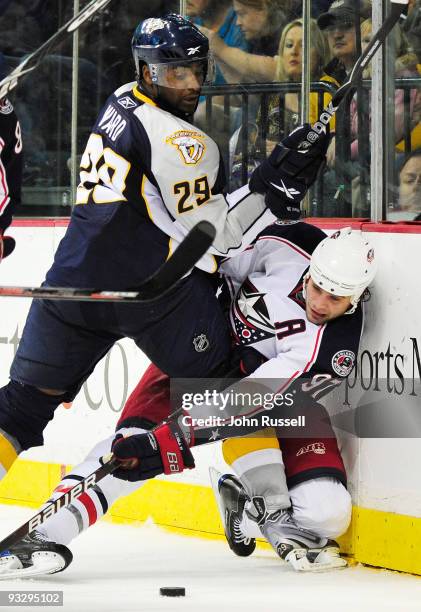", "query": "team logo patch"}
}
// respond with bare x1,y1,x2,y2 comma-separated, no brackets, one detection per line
0,99,13,115
193,334,210,352
166,130,205,165
296,442,326,456
331,350,355,377
143,18,166,33
117,96,137,110
231,278,275,345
